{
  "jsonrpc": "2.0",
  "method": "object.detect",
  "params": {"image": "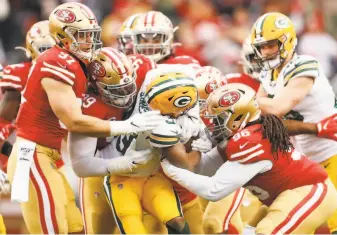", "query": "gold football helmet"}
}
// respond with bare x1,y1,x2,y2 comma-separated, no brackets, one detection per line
145,72,198,118
24,20,56,60
117,13,141,55
251,12,297,70
133,11,178,62
49,2,102,63
194,66,222,113
89,47,137,108
205,83,260,142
